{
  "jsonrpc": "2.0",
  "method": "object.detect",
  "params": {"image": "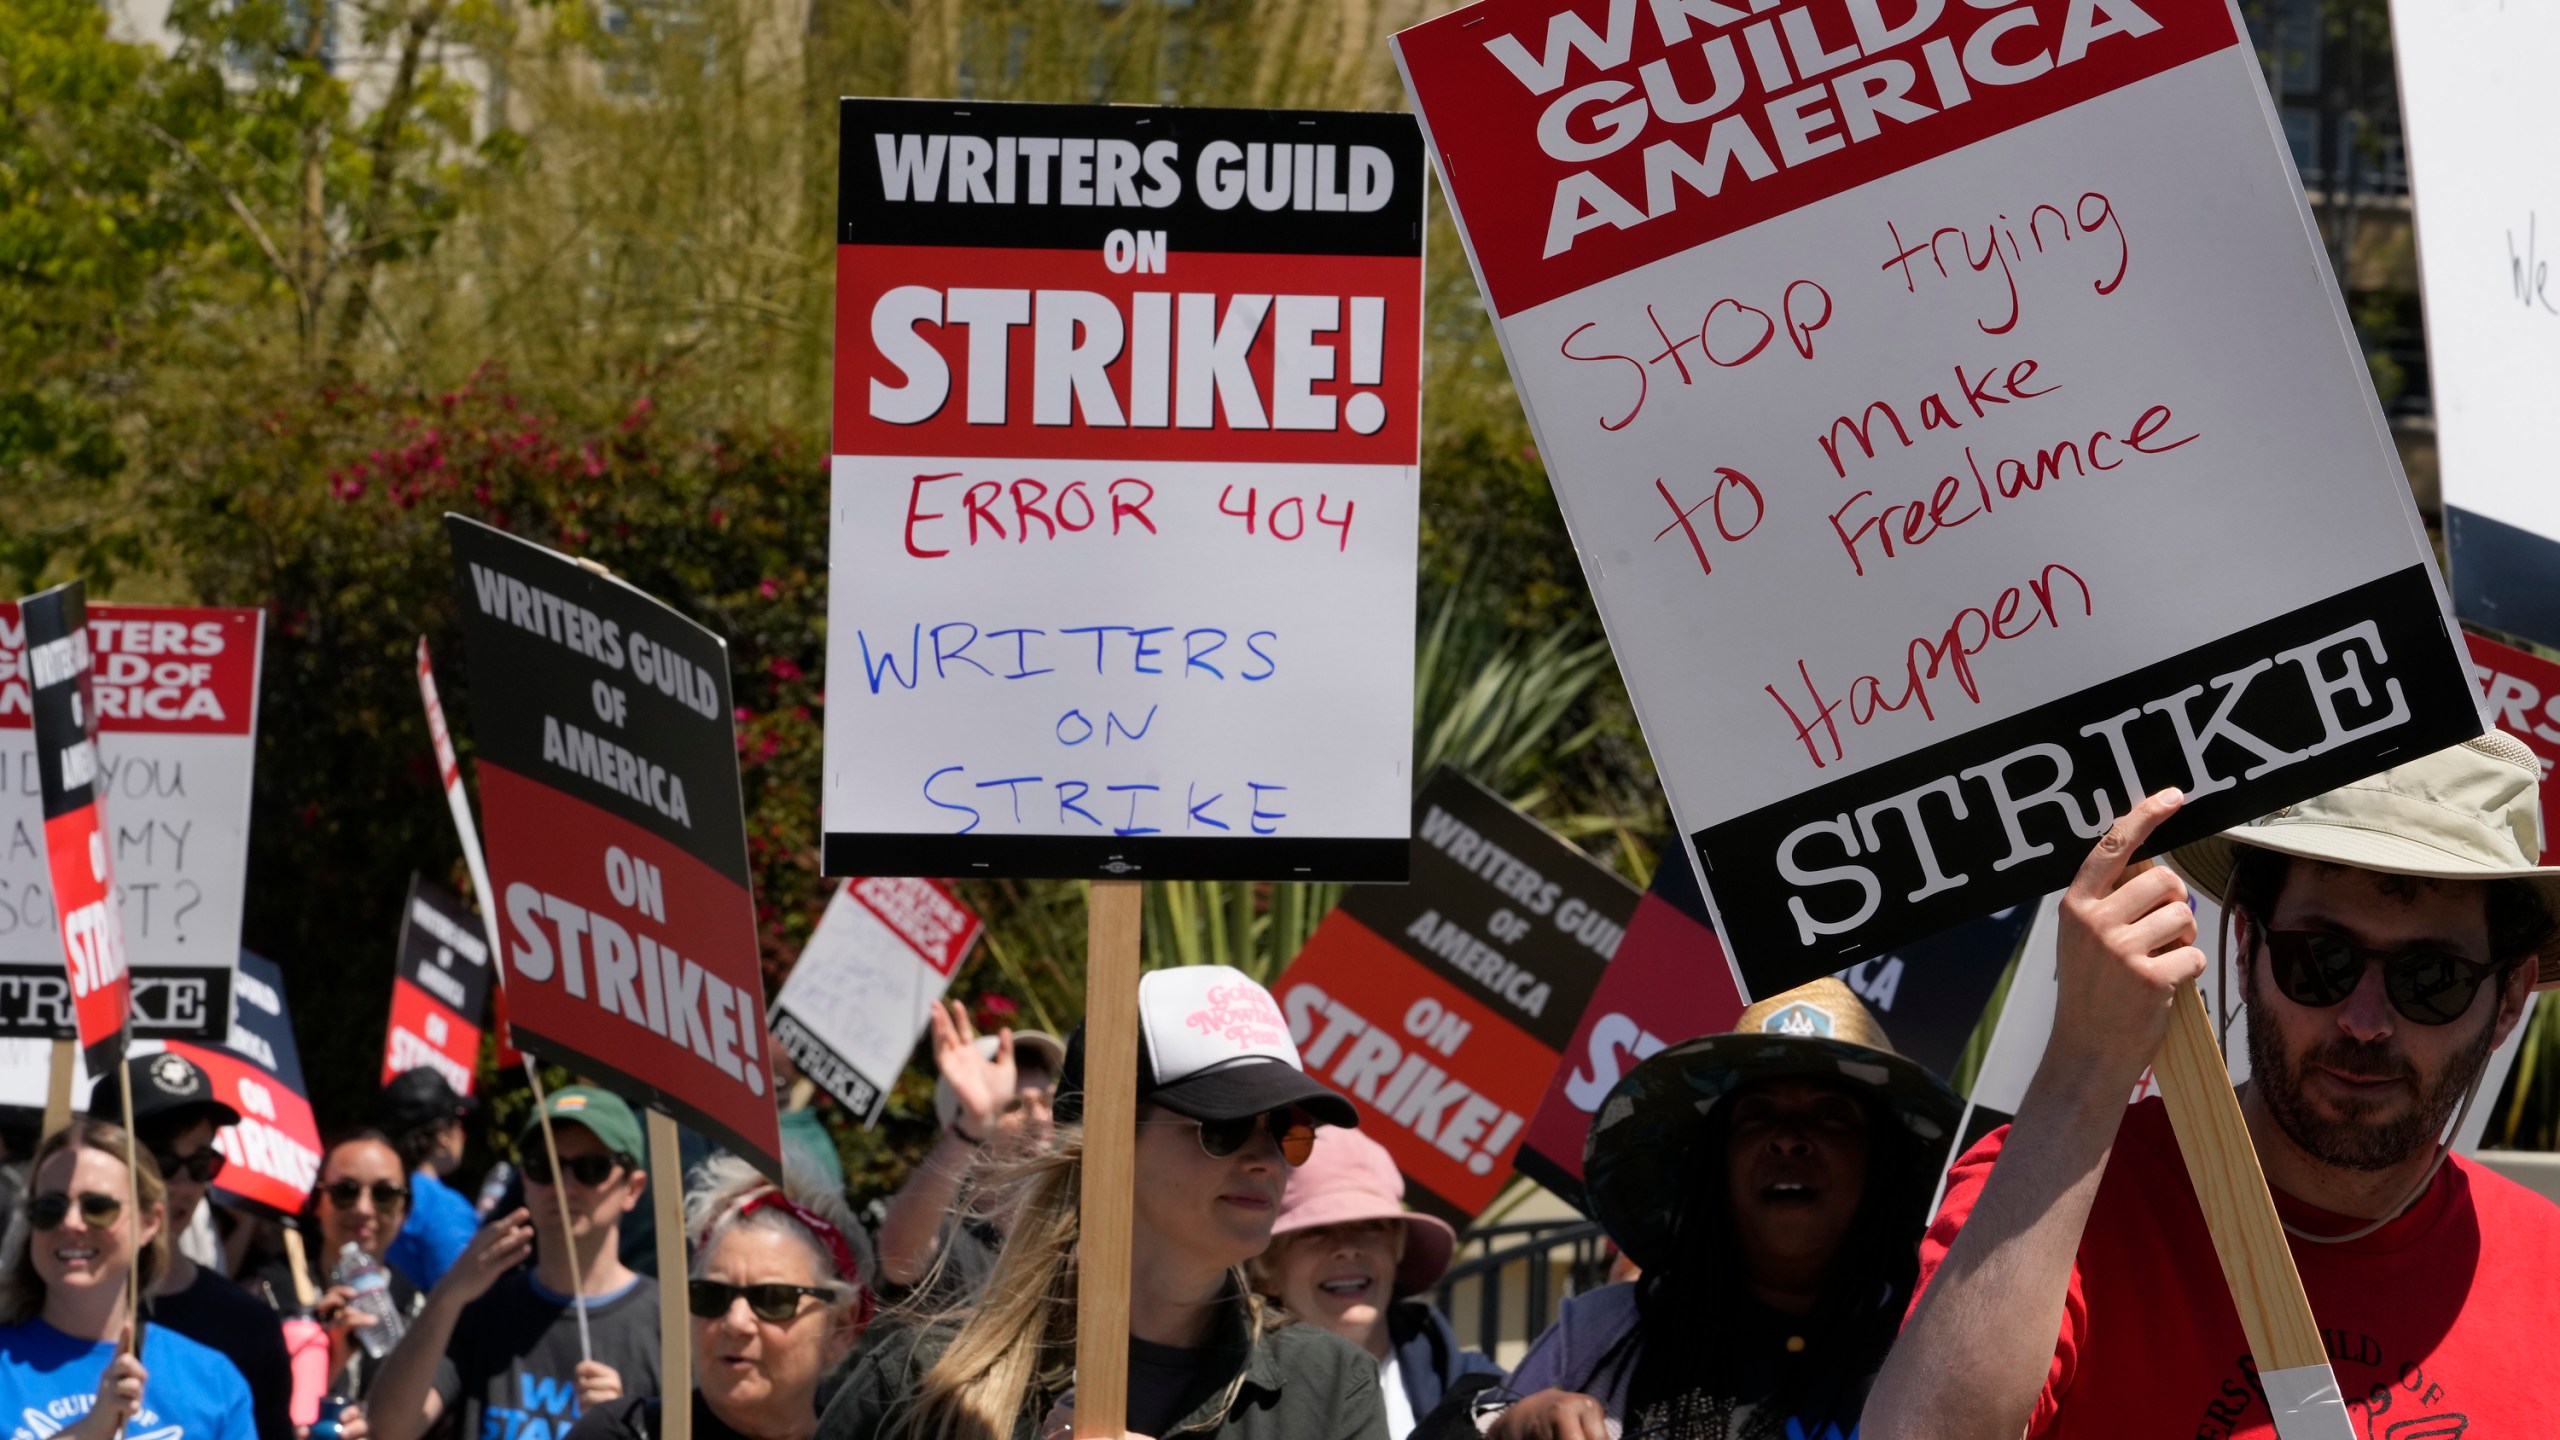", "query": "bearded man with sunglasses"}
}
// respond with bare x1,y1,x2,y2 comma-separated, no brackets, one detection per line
1871,734,2560,1438
90,1051,299,1440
